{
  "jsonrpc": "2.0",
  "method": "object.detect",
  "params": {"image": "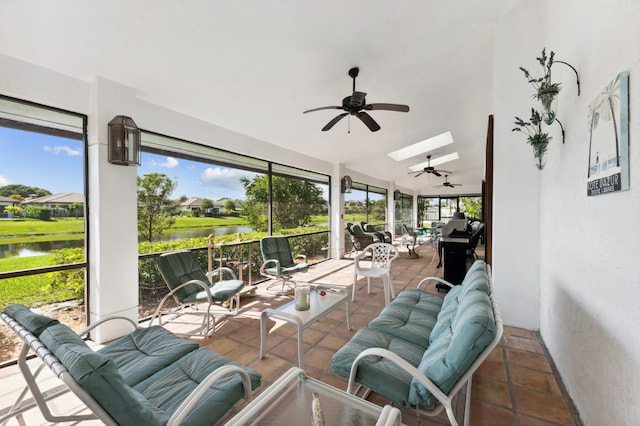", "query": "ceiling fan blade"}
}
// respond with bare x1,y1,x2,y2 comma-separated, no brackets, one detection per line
303,106,343,114
365,103,410,112
432,171,442,177
413,172,424,178
321,113,348,131
437,169,452,175
356,111,381,131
